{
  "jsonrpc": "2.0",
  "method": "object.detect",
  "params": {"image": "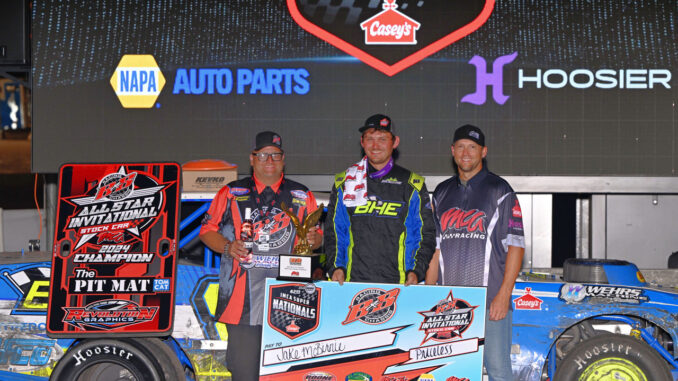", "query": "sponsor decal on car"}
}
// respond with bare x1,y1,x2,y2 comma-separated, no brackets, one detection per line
513,287,543,310
559,283,648,304
1,265,51,314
